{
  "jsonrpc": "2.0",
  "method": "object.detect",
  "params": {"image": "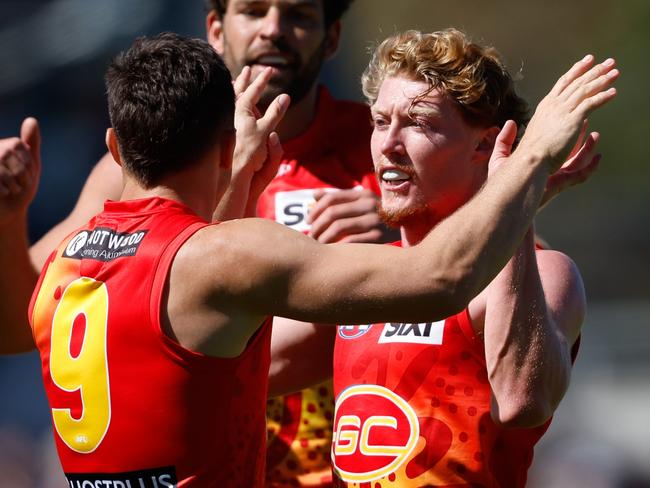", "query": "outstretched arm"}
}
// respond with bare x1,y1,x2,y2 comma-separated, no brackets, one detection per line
170,55,617,357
